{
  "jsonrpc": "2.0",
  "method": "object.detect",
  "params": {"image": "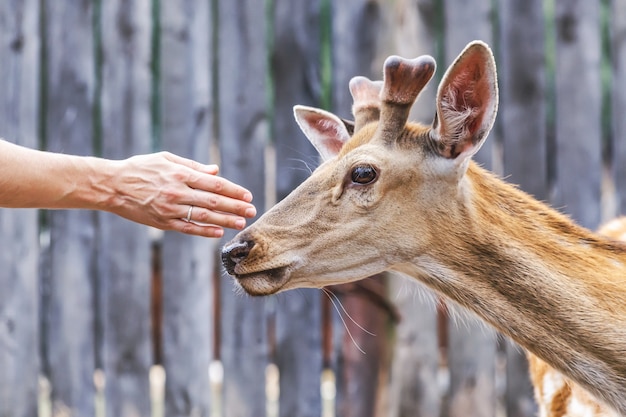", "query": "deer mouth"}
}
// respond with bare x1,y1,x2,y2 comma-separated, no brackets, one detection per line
231,267,291,296
221,236,296,295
